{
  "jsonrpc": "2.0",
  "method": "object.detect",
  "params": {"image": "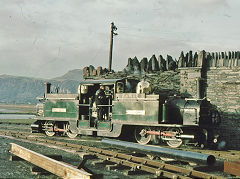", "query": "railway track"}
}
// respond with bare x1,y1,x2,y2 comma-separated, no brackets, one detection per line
2,122,238,163
0,129,227,178
1,122,239,161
